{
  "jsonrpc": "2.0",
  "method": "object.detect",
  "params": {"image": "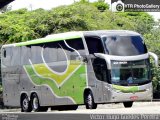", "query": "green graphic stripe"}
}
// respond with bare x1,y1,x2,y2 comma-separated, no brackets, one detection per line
25,64,87,104
33,60,81,85
113,85,139,93
16,35,81,46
